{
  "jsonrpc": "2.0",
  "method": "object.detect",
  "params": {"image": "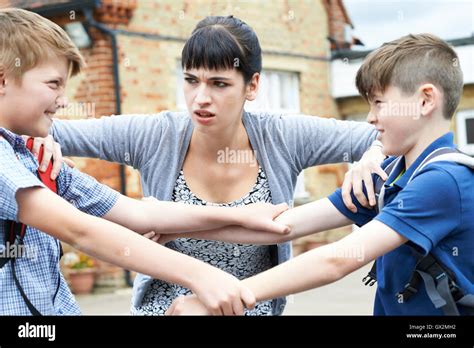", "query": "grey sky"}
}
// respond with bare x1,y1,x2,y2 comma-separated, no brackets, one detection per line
344,0,474,50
